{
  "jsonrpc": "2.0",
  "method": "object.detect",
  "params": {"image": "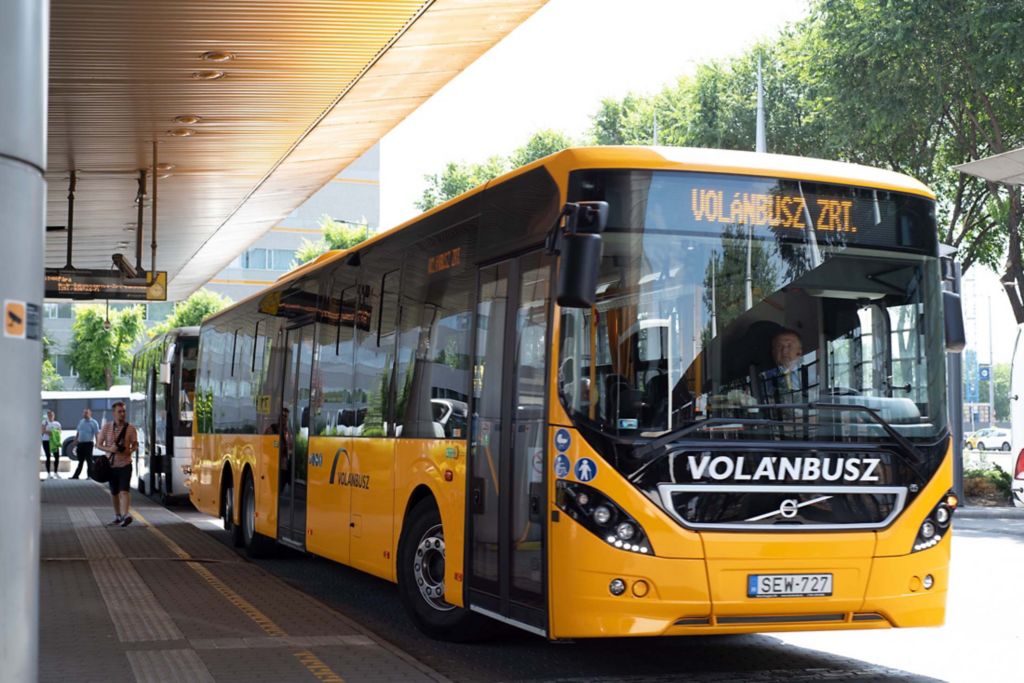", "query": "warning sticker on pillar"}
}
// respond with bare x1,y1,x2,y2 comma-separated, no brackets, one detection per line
4,300,40,340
